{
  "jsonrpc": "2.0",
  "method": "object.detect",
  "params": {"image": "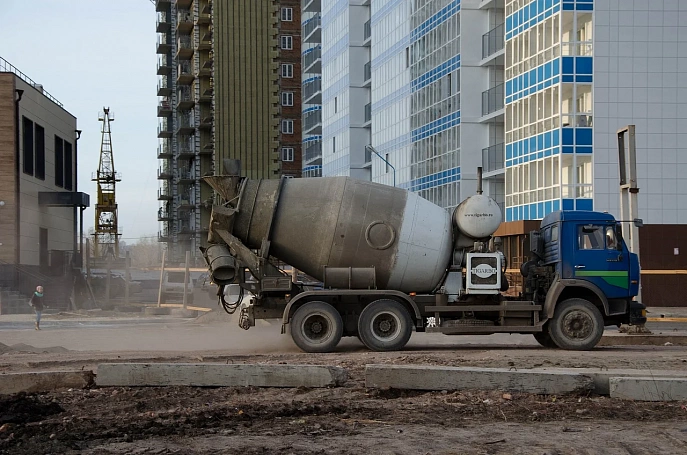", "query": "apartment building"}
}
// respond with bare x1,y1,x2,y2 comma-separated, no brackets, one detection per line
0,58,90,310
303,0,505,213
